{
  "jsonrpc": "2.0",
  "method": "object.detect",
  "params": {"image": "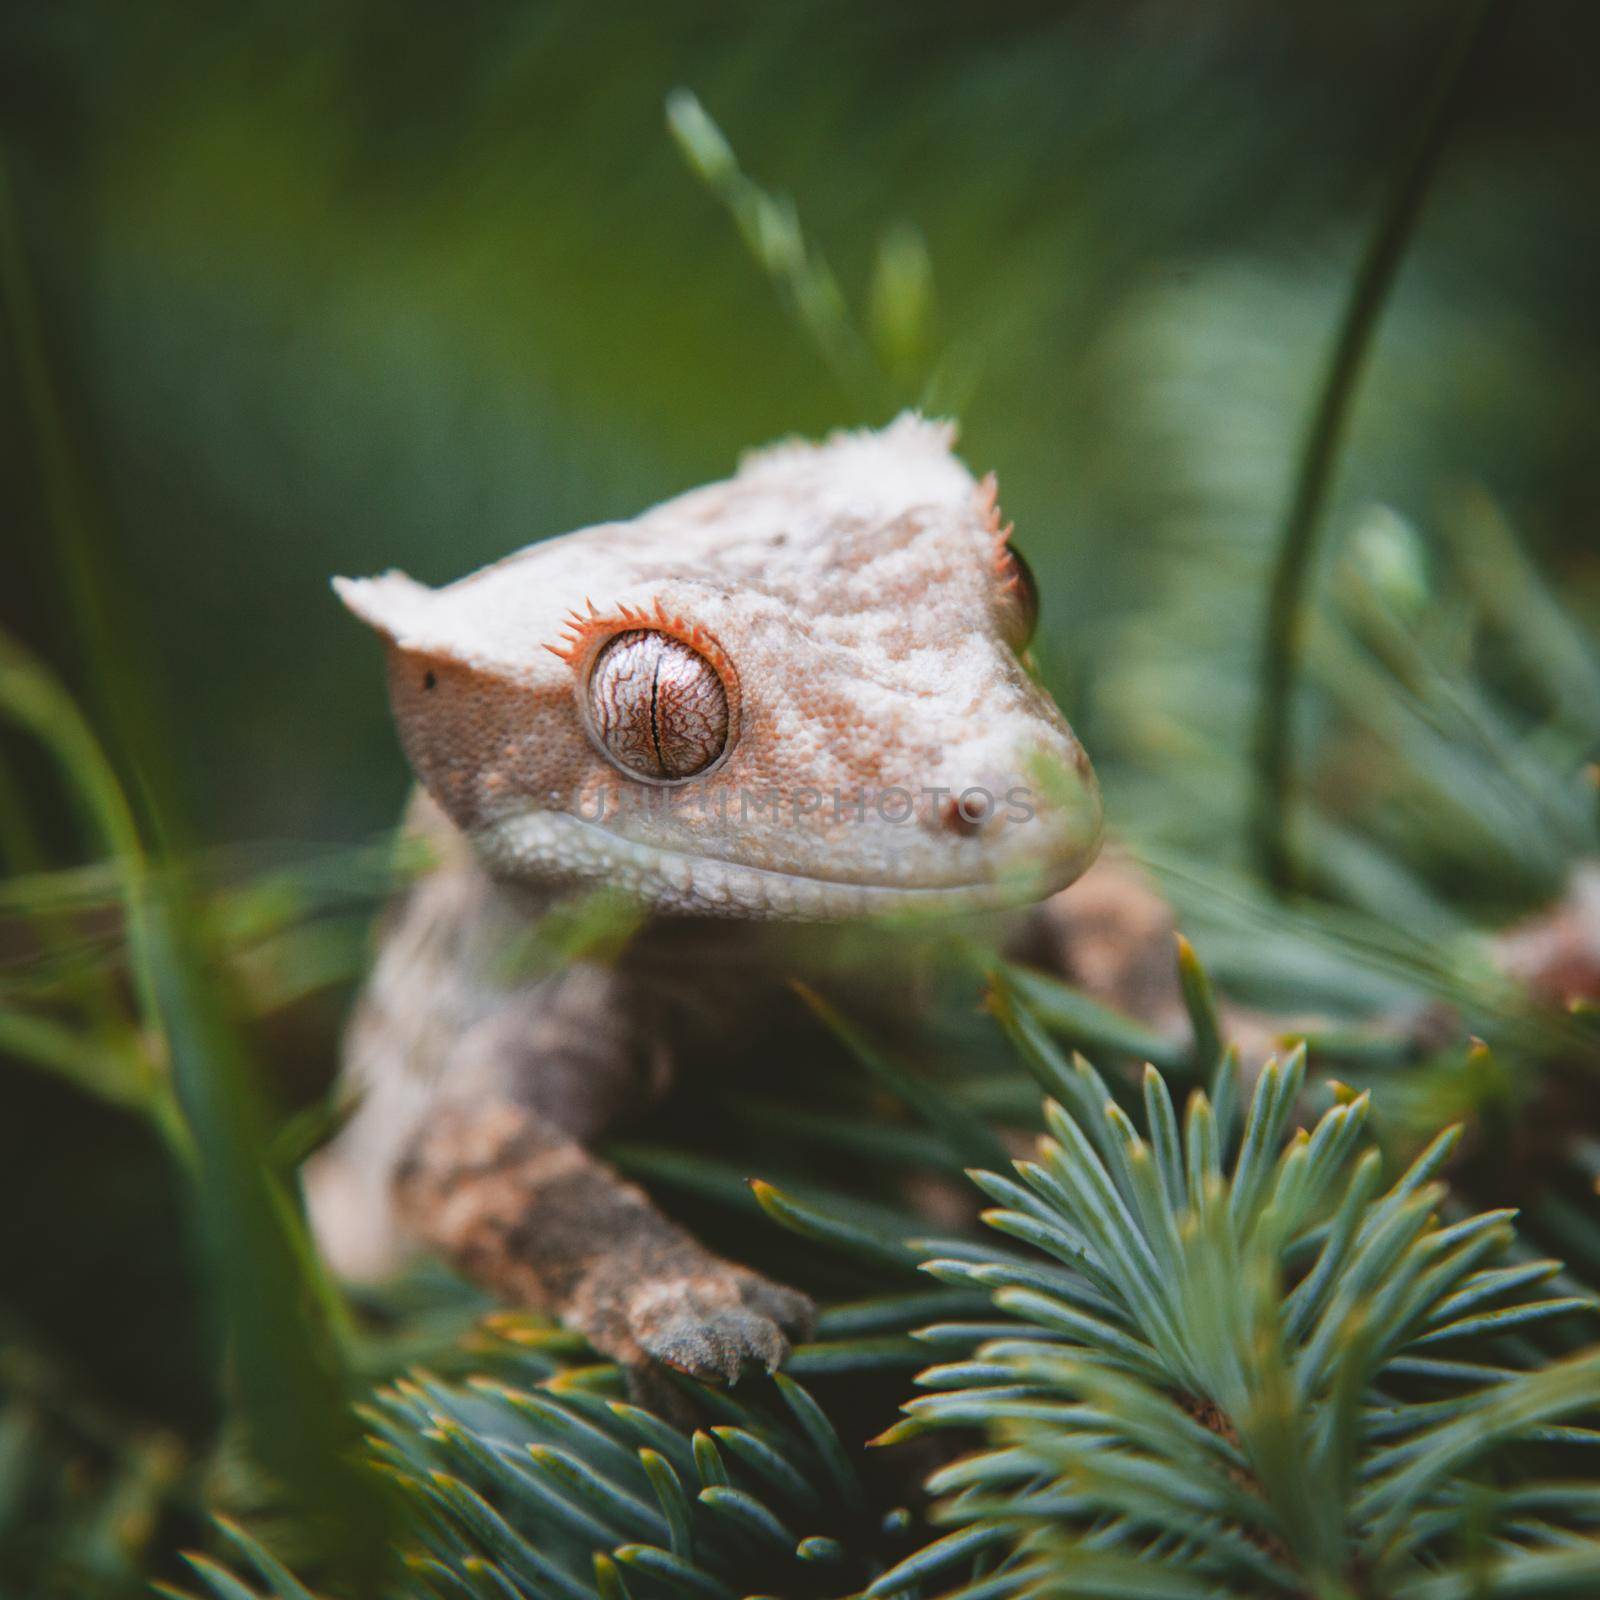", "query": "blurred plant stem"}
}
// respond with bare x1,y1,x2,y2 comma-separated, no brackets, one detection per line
1252,0,1503,895
667,88,878,404
666,87,947,418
